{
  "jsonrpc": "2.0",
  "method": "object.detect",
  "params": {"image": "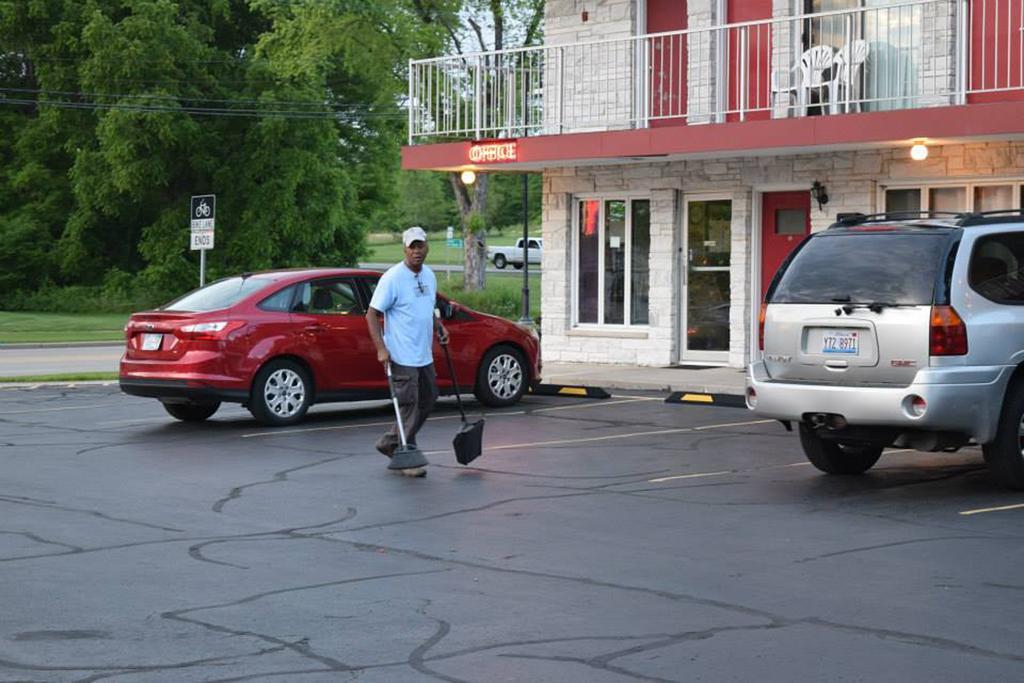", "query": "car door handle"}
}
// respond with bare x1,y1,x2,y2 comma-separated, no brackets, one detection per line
304,324,326,332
